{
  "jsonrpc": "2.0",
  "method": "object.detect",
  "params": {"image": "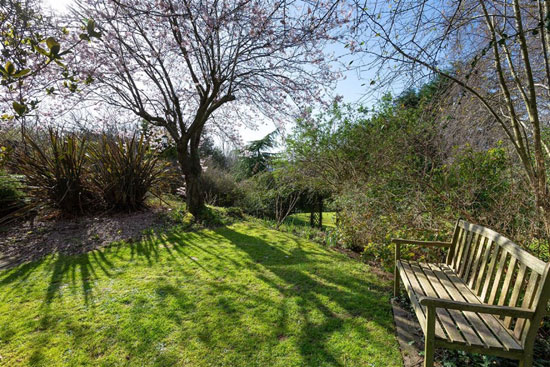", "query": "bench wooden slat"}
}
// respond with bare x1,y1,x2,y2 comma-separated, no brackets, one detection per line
514,270,540,341
428,263,505,349
504,264,527,327
438,264,522,351
462,233,481,281
417,262,476,344
458,231,475,277
487,250,509,305
459,220,546,275
480,245,502,302
473,239,494,295
497,256,518,308
409,262,467,343
452,227,467,270
398,261,446,338
467,236,486,289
